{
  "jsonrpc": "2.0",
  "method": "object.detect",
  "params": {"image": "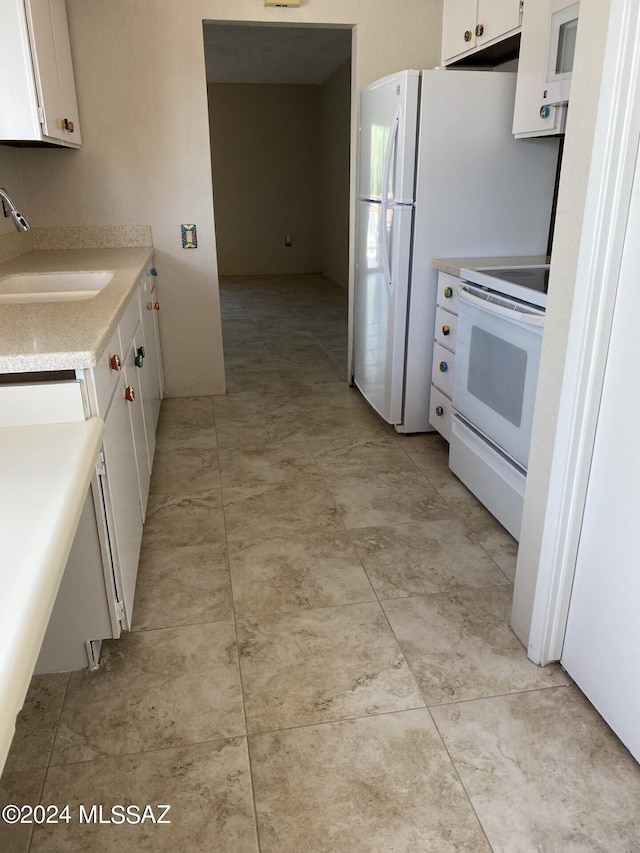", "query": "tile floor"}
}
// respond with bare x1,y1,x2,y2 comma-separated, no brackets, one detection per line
2,273,640,852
